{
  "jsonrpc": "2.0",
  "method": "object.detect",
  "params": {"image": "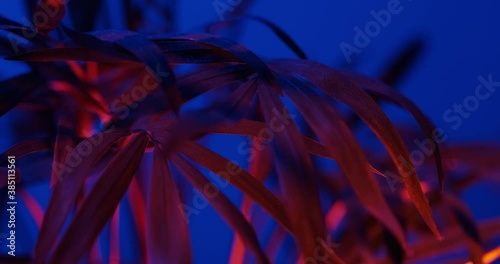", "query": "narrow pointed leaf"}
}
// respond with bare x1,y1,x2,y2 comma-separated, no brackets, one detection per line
1,139,51,163
147,145,191,263
49,132,148,264
177,141,291,231
173,34,279,91
271,59,440,239
34,130,127,262
209,15,307,59
171,153,269,264
272,69,408,251
50,112,75,186
127,178,148,263
256,80,329,260
340,70,444,190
